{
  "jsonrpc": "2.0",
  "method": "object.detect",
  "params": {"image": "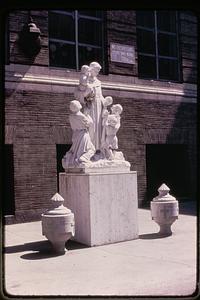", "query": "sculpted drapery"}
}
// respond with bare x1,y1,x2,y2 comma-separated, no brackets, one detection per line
62,61,129,169
75,62,104,151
